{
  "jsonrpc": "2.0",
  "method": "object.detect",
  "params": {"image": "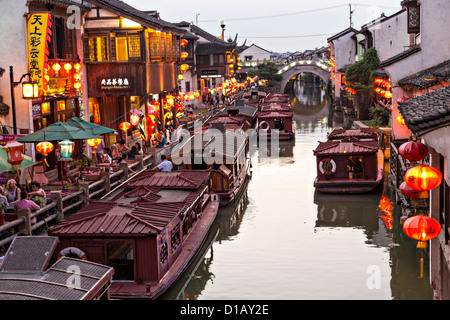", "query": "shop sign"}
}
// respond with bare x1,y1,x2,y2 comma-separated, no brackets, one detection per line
201,70,219,76
97,77,134,91
27,13,52,91
32,103,41,118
